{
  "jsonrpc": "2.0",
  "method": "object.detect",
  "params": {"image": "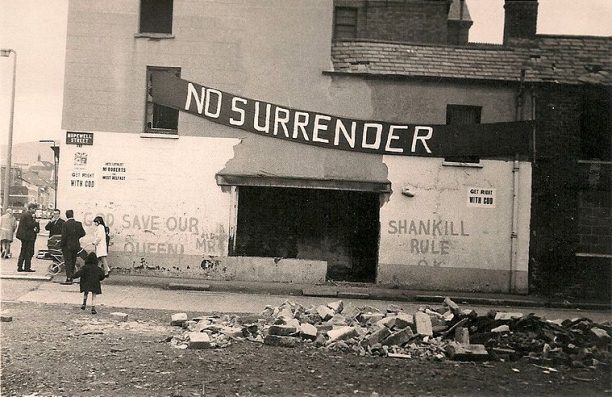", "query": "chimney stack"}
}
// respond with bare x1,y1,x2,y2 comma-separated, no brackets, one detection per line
503,0,538,44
